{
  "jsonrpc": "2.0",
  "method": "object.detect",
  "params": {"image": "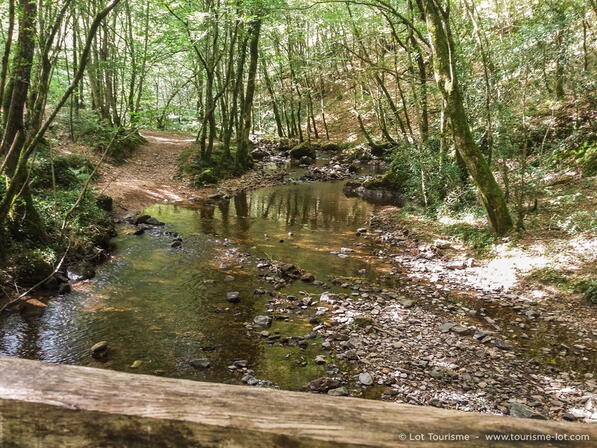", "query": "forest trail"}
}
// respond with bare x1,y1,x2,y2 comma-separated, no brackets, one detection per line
95,130,198,215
